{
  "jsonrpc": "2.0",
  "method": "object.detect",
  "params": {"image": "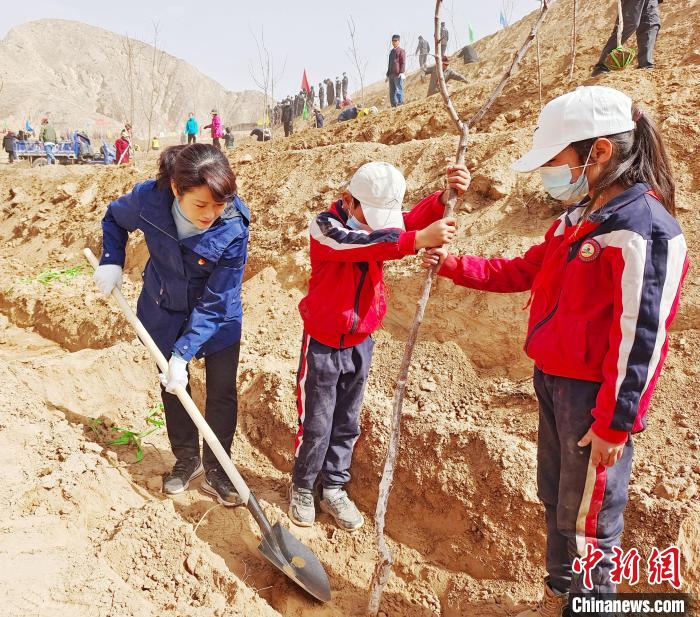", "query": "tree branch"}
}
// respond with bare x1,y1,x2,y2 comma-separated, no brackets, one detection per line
468,0,550,128
366,1,550,614
569,0,578,80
